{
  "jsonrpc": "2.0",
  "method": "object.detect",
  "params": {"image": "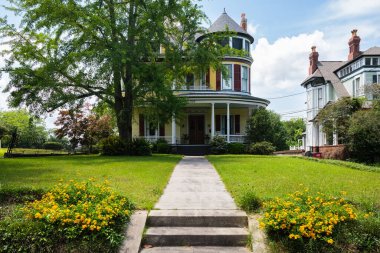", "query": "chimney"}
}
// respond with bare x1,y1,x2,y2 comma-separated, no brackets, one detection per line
240,13,247,31
348,29,361,61
309,46,319,75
